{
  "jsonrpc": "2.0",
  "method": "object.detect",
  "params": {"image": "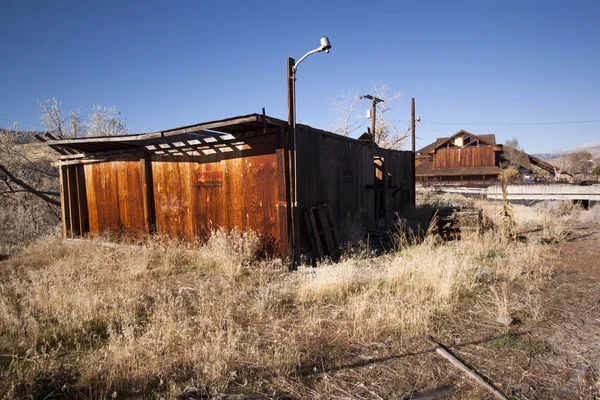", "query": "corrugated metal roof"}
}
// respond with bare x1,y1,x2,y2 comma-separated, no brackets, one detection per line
41,114,288,154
